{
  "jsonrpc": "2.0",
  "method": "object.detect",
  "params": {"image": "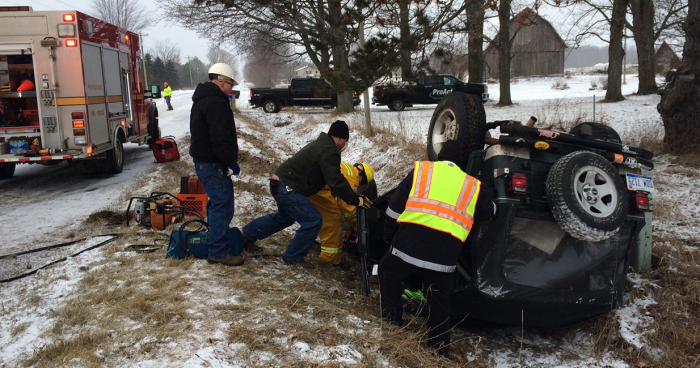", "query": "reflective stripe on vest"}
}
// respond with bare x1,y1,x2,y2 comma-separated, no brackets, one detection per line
397,161,481,241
